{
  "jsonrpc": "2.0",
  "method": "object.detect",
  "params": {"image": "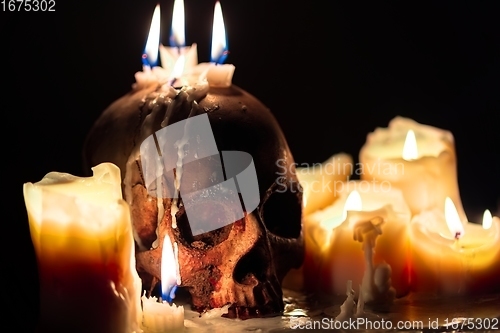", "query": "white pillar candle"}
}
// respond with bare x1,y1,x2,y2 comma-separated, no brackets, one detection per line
410,199,500,295
23,163,142,333
359,116,467,222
